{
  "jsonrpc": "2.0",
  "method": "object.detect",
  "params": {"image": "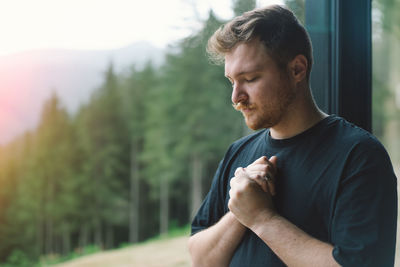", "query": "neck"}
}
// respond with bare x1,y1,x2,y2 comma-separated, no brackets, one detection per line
269,87,328,139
